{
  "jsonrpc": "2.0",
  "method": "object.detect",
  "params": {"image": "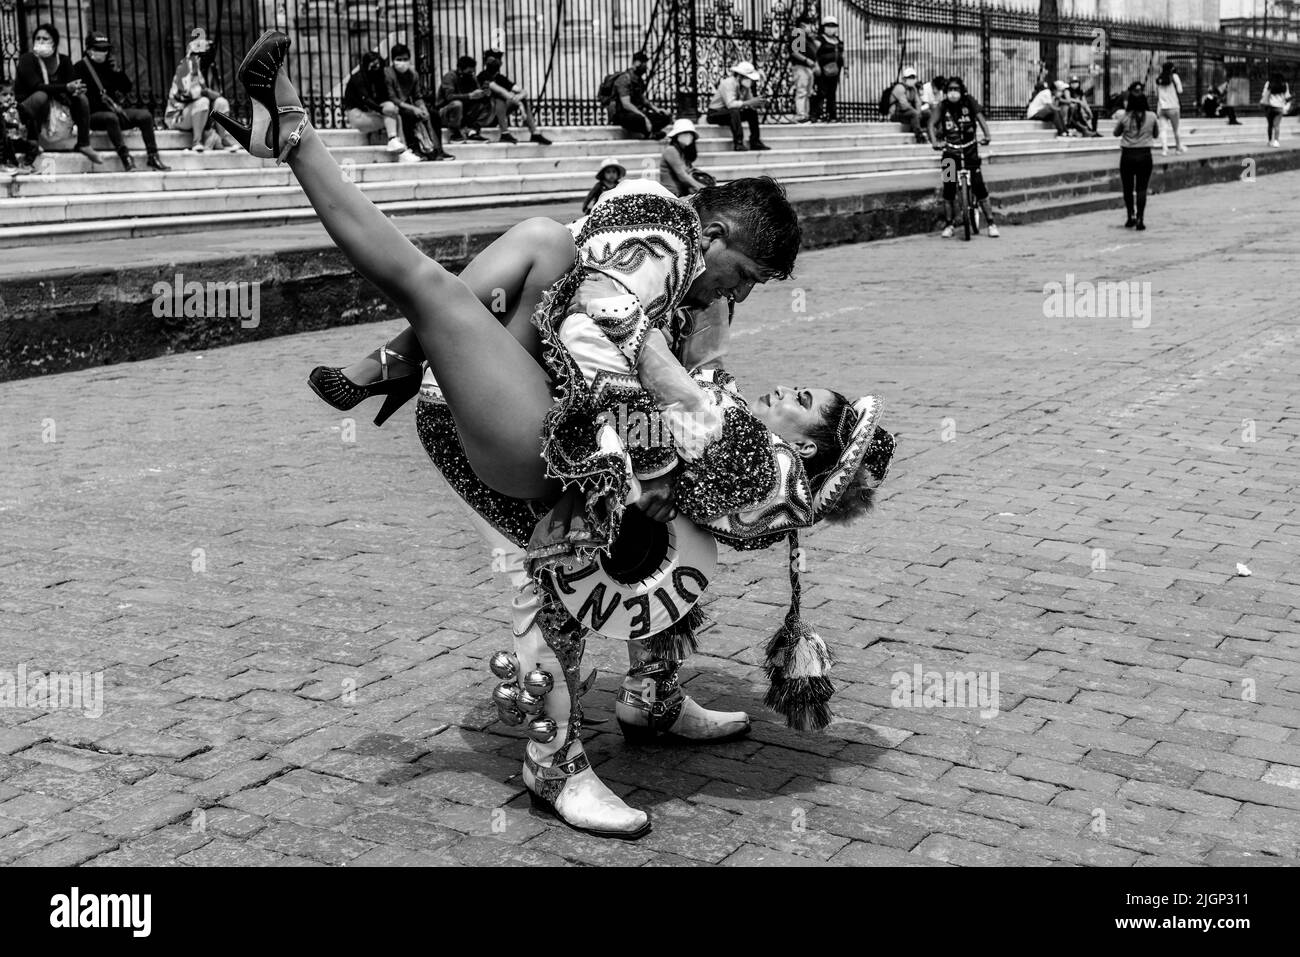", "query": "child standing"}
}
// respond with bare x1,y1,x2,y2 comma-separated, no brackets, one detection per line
0,81,41,171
